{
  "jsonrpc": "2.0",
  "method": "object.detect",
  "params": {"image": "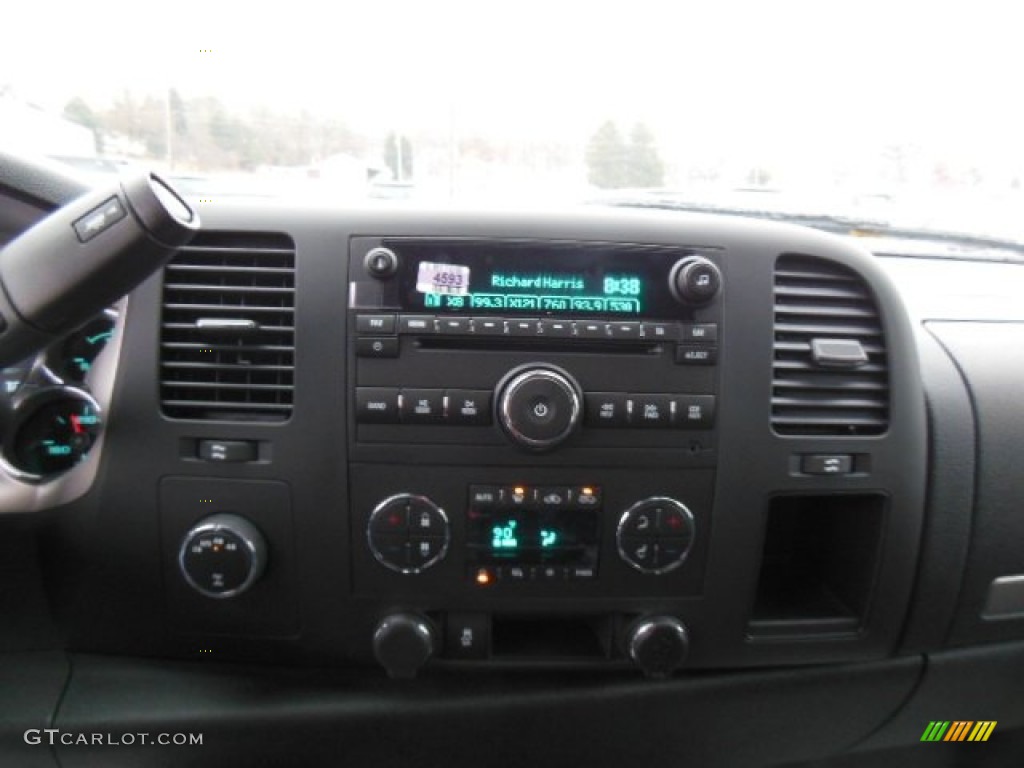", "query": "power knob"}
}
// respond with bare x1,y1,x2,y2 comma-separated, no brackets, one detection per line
364,246,398,279
625,616,690,678
373,612,437,679
495,365,582,451
669,256,721,304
